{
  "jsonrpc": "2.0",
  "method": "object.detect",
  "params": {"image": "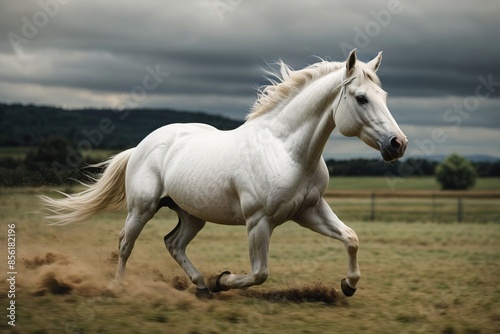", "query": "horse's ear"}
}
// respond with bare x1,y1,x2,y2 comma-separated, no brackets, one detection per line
346,49,357,77
368,51,383,72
